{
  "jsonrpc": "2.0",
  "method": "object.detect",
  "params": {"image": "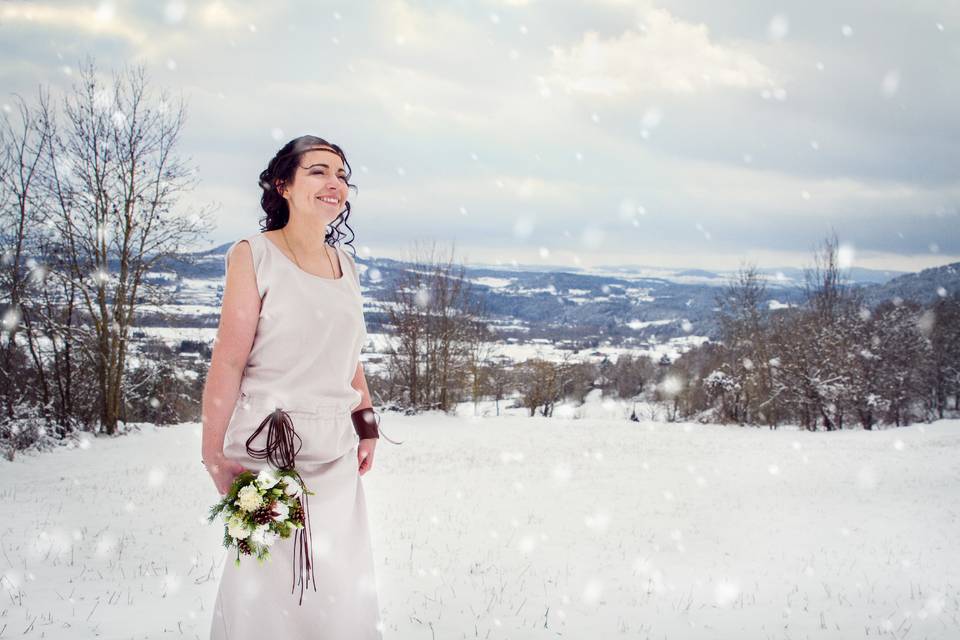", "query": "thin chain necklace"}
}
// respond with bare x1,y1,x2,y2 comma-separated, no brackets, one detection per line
281,227,338,277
